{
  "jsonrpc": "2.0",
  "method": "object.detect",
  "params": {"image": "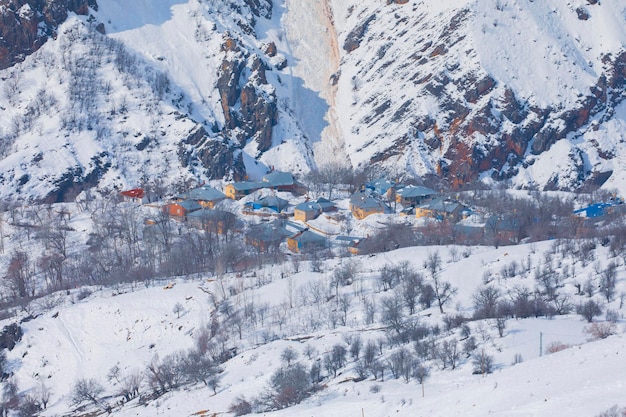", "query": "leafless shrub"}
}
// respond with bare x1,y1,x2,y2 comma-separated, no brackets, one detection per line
545,341,570,354
584,322,617,341
595,405,626,417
